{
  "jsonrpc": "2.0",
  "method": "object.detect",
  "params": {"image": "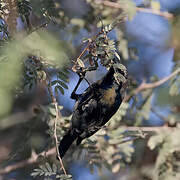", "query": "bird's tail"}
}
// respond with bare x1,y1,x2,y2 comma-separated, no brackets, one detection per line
58,130,77,158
